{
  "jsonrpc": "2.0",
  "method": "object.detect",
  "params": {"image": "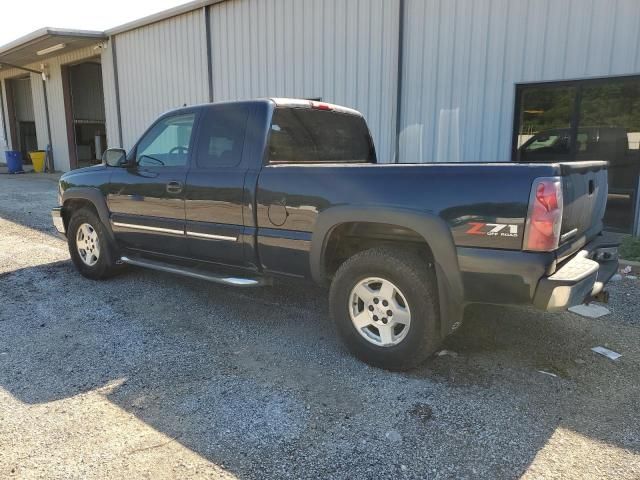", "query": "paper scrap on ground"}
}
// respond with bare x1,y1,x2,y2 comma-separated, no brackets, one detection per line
591,346,622,361
436,350,458,358
622,265,632,274
537,370,558,378
568,303,611,318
